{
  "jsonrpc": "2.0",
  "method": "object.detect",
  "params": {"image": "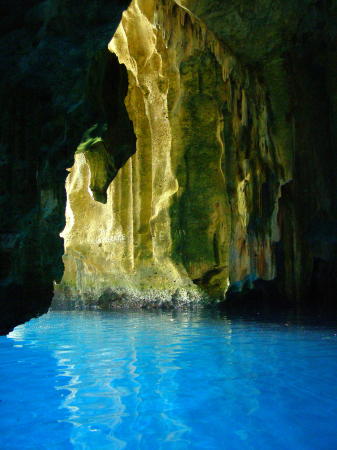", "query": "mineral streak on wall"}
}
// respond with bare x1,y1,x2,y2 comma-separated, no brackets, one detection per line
55,0,290,308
